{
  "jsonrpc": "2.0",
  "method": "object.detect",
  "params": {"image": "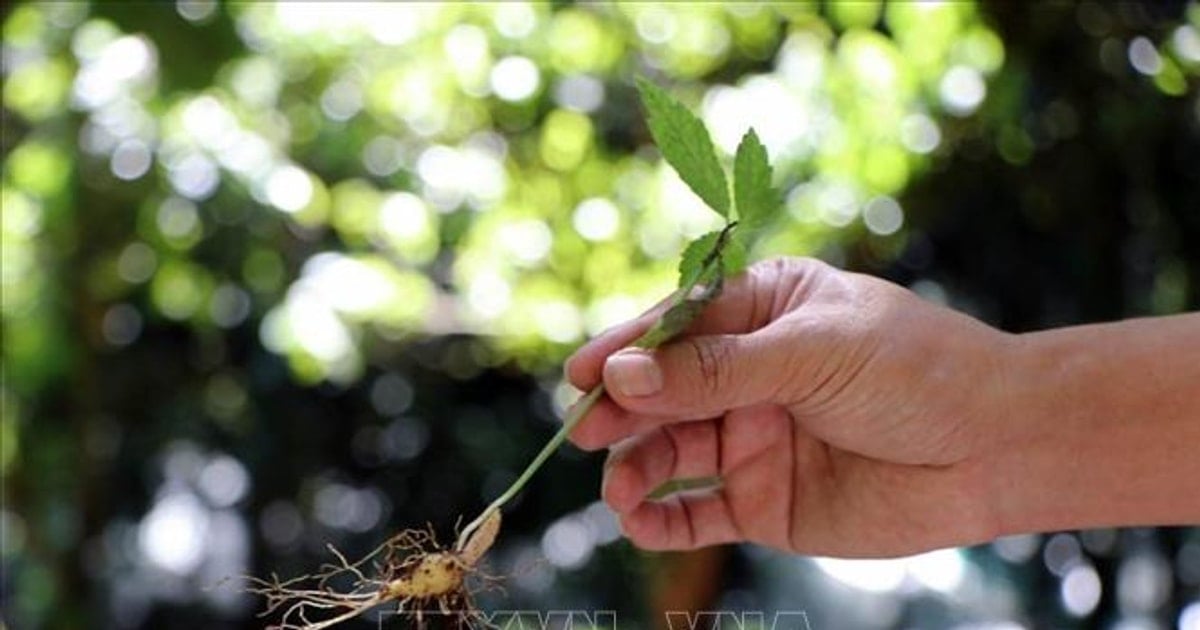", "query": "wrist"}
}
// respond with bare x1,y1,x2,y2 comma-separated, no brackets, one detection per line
981,315,1200,536
980,328,1079,536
